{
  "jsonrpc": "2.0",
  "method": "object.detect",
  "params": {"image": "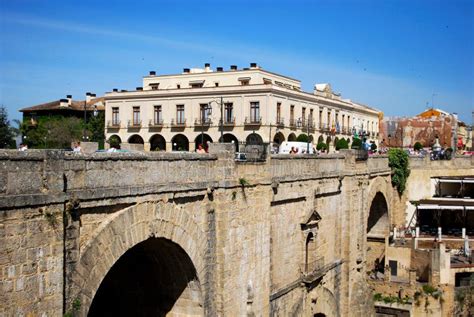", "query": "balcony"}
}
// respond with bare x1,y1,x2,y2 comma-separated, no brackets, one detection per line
148,118,164,128
276,117,285,128
171,118,186,127
319,123,330,133
194,117,212,127
300,257,342,284
244,116,262,126
107,120,121,128
127,120,141,128
289,118,296,128
220,117,236,127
